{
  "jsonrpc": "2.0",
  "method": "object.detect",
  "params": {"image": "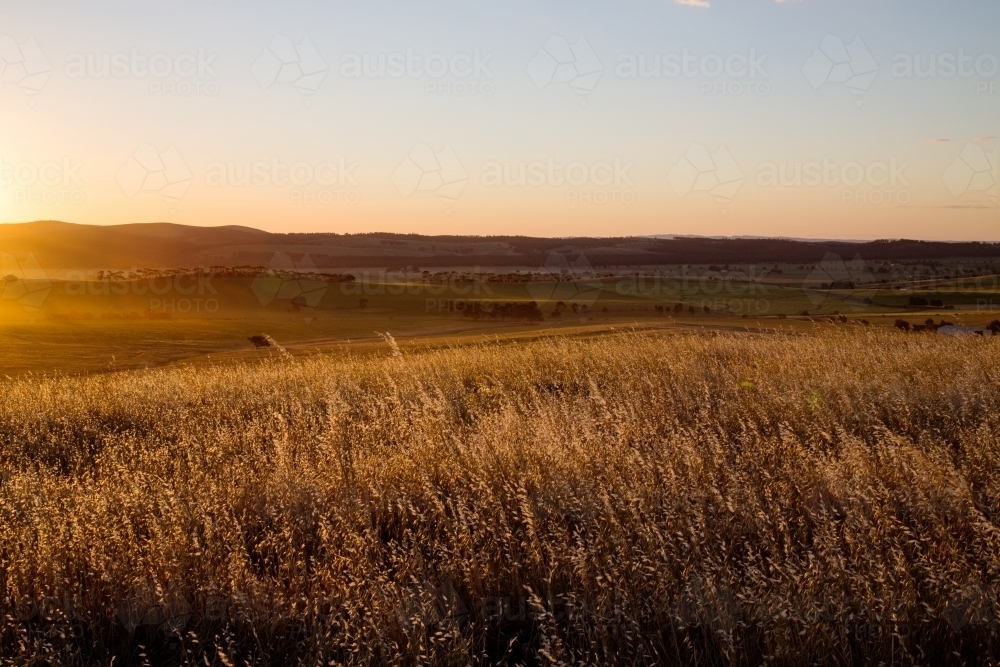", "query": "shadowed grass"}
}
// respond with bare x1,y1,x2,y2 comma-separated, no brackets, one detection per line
1,329,999,665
